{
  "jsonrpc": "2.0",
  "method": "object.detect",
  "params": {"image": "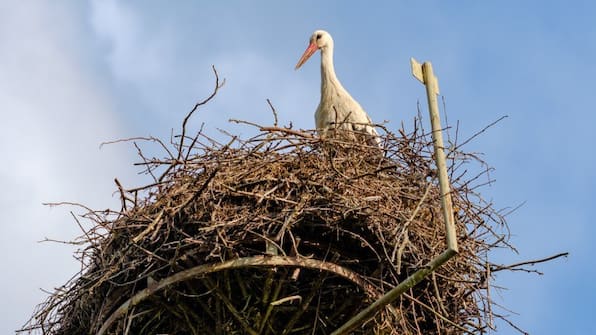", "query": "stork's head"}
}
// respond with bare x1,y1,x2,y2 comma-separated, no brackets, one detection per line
295,30,333,69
